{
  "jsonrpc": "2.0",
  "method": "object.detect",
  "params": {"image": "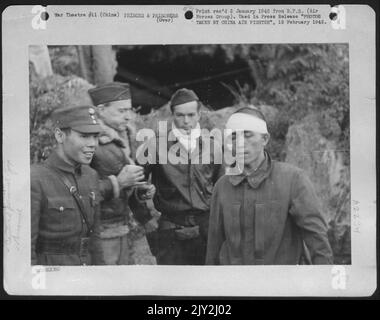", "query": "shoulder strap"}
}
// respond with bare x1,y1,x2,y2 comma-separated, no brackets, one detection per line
46,165,93,235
